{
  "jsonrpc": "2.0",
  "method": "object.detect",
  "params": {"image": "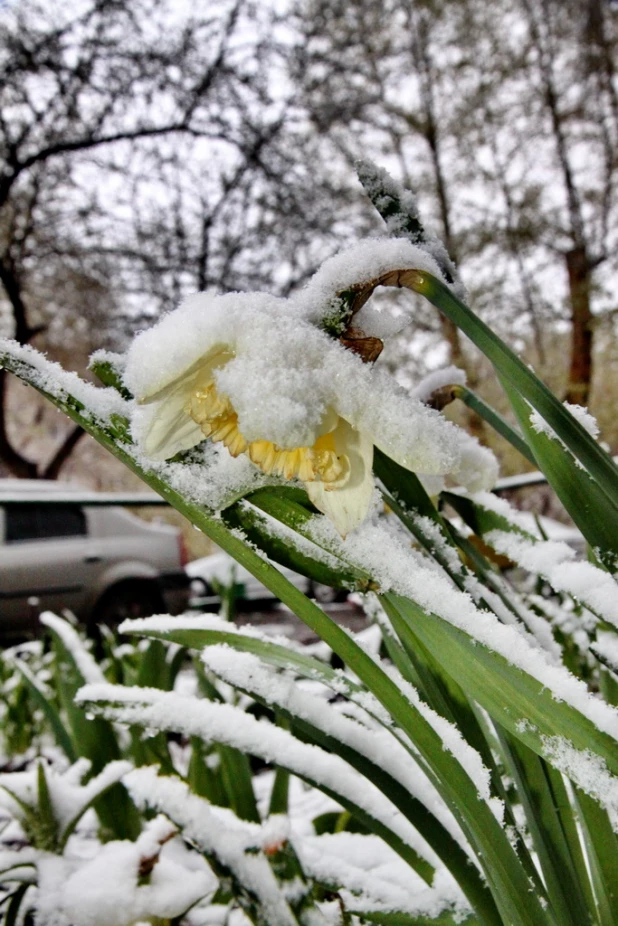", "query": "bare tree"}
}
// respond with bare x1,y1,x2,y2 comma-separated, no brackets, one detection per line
516,0,618,404
291,0,489,376
0,0,296,477
291,0,618,413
